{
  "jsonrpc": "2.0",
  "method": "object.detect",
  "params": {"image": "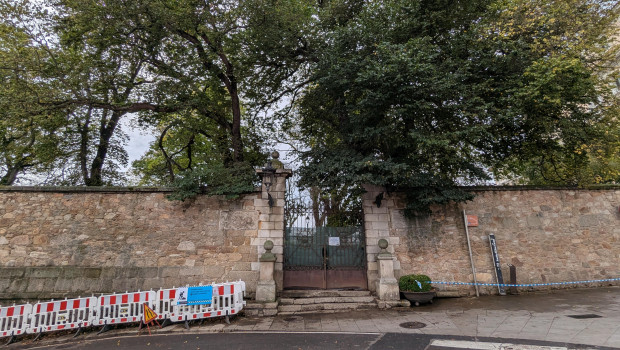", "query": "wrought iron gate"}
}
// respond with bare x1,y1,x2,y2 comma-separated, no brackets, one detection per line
283,208,367,290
